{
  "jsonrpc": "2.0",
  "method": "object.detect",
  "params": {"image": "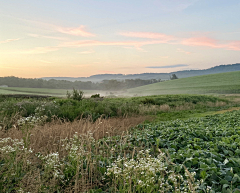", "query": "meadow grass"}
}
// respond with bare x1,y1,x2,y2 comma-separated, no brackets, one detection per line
0,94,231,130
0,116,199,192
0,87,106,97
128,71,240,95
